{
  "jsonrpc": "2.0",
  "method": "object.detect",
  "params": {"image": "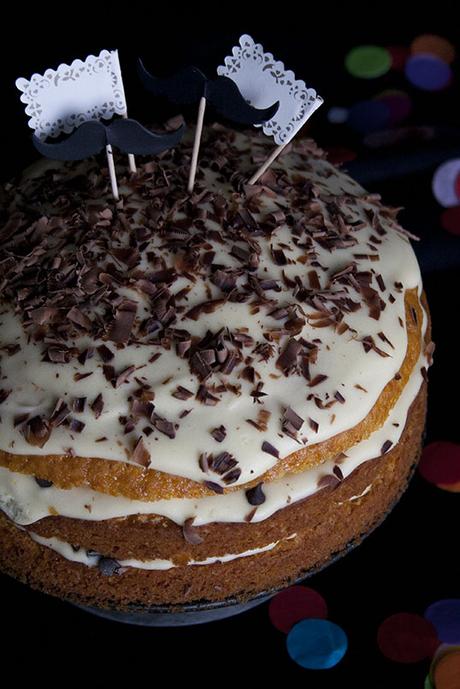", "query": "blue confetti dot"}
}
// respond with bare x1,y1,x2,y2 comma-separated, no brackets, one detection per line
425,600,460,644
327,106,349,124
286,618,348,670
405,54,452,91
348,100,391,134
